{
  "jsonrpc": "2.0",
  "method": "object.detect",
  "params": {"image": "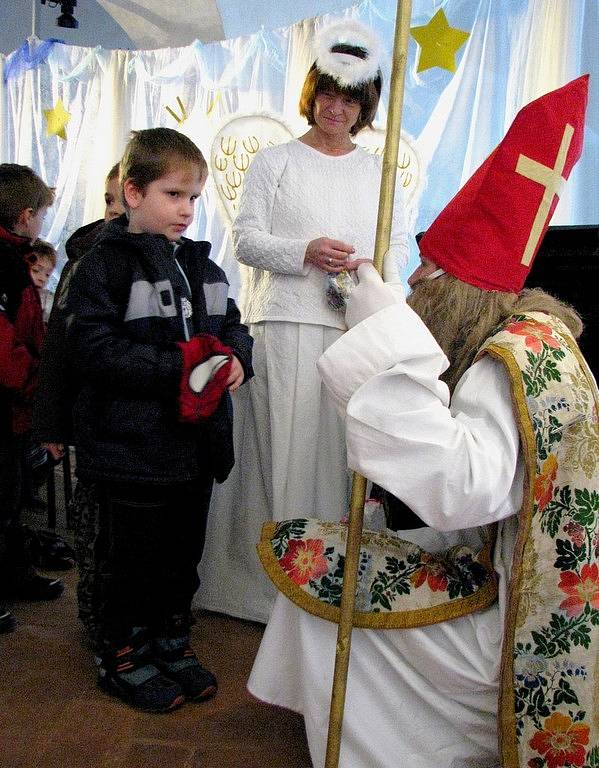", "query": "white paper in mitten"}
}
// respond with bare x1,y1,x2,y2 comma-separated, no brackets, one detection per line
189,355,230,393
